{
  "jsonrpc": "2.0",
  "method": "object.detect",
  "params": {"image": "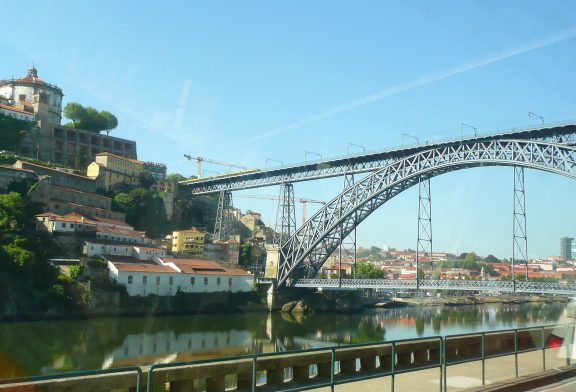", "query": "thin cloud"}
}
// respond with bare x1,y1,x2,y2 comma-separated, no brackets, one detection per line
241,28,576,143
